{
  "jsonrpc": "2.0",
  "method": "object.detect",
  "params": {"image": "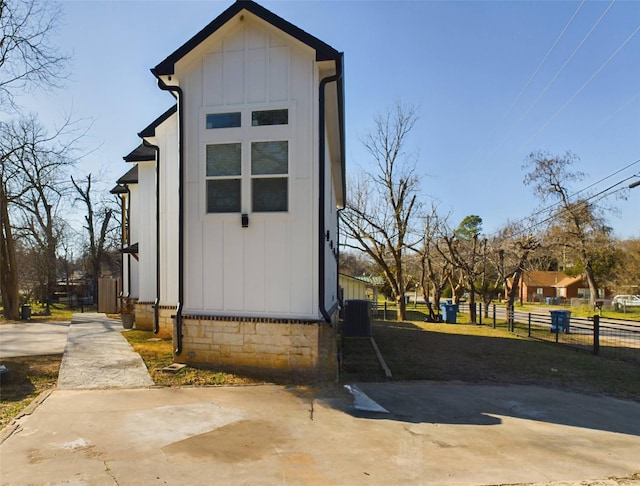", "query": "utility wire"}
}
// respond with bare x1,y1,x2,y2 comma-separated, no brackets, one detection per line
462,0,586,169
487,158,640,239
503,171,638,240
501,0,616,147
521,22,640,150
